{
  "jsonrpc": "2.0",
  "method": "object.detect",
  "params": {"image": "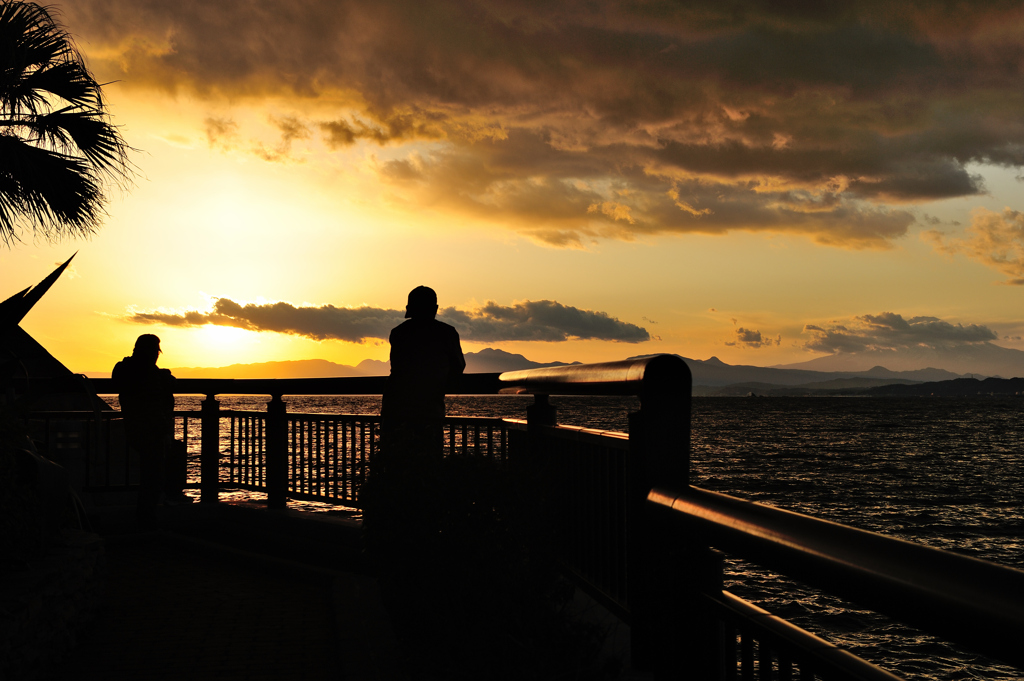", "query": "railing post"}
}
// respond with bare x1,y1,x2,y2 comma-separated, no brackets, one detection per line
266,394,288,510
200,393,220,504
627,355,704,676
526,393,557,426
525,393,556,465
